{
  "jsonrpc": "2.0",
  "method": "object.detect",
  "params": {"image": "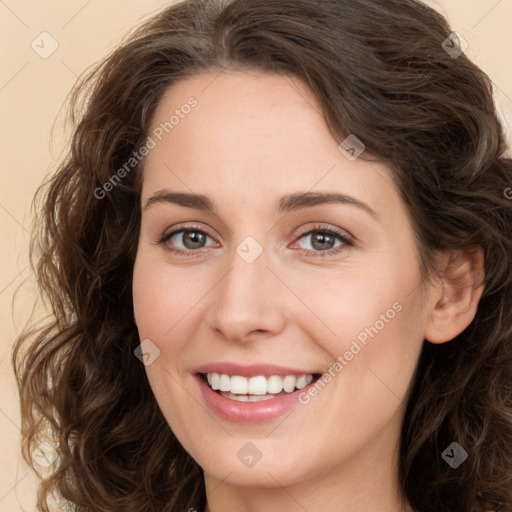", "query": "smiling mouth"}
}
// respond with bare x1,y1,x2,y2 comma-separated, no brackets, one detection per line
200,372,322,402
